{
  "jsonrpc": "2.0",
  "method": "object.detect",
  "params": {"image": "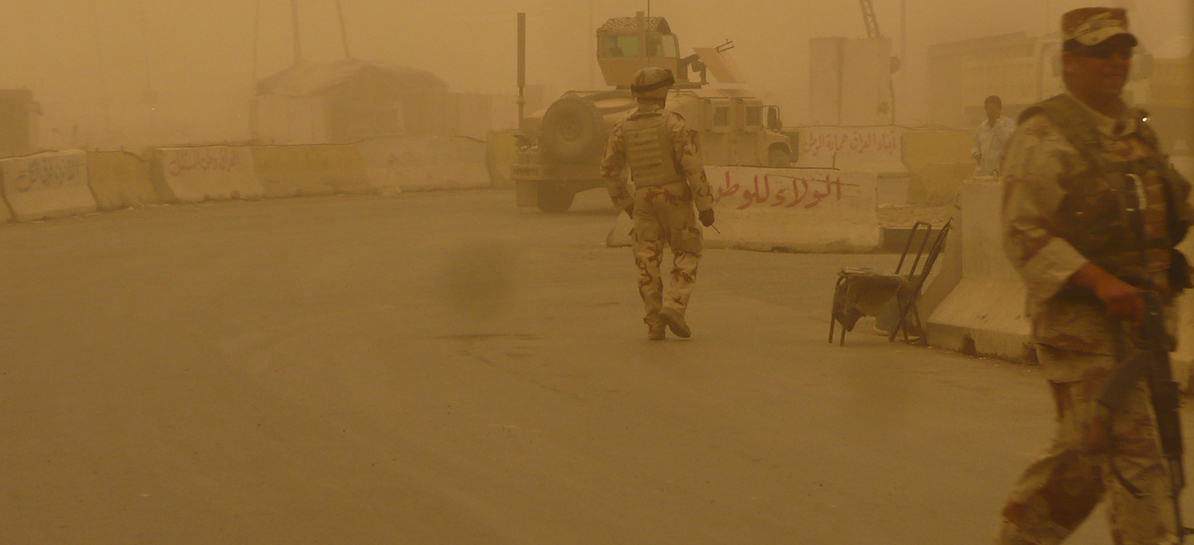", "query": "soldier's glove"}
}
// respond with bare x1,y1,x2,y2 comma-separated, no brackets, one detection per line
699,209,715,227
